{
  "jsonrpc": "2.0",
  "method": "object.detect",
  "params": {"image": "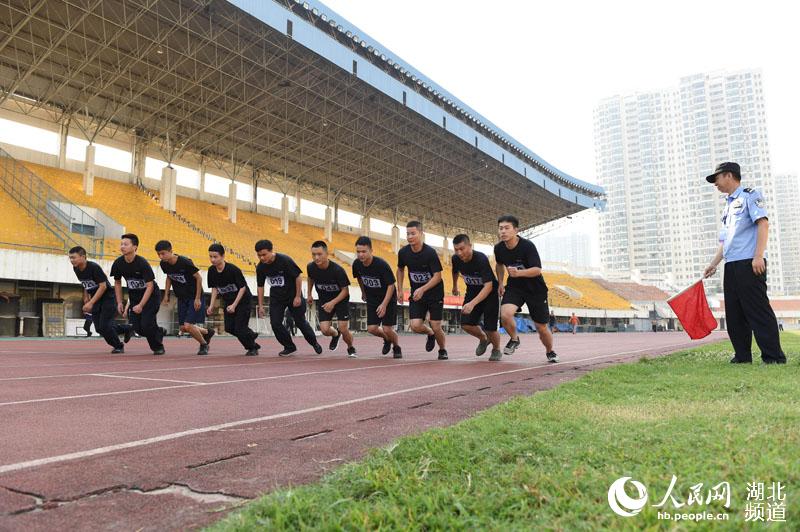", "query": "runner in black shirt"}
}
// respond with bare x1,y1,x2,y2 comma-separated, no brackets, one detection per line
451,234,502,361
307,241,356,358
353,236,402,358
494,215,558,362
396,221,447,360
254,239,321,357
156,240,213,355
69,246,127,353
110,234,164,355
206,244,259,355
